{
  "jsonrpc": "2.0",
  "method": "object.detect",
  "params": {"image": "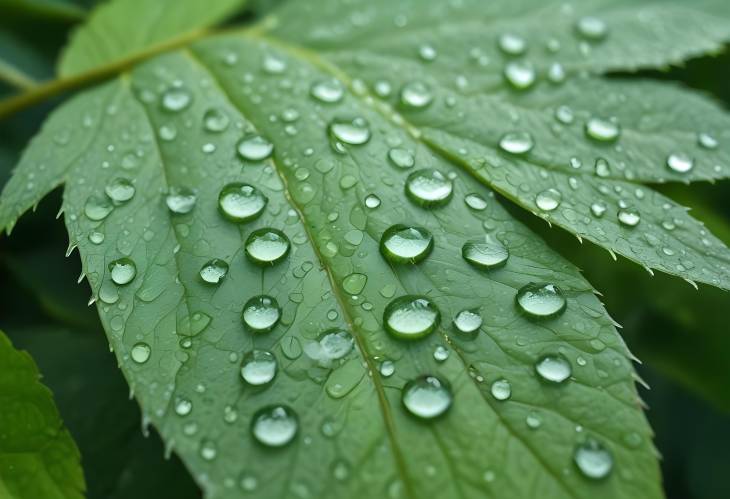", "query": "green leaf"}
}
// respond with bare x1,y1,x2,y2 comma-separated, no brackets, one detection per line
58,0,247,76
6,0,730,497
0,329,85,499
